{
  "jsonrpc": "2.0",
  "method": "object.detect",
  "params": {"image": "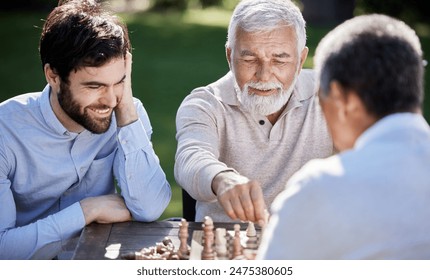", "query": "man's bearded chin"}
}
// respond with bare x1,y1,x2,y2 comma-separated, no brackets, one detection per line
58,83,113,134
237,78,296,116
